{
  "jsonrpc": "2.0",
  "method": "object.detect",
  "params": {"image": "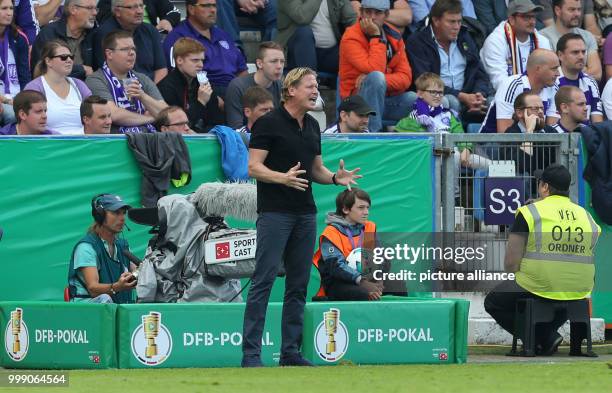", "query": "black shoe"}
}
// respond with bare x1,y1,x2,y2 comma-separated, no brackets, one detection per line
538,332,562,356
279,354,314,367
241,355,264,368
